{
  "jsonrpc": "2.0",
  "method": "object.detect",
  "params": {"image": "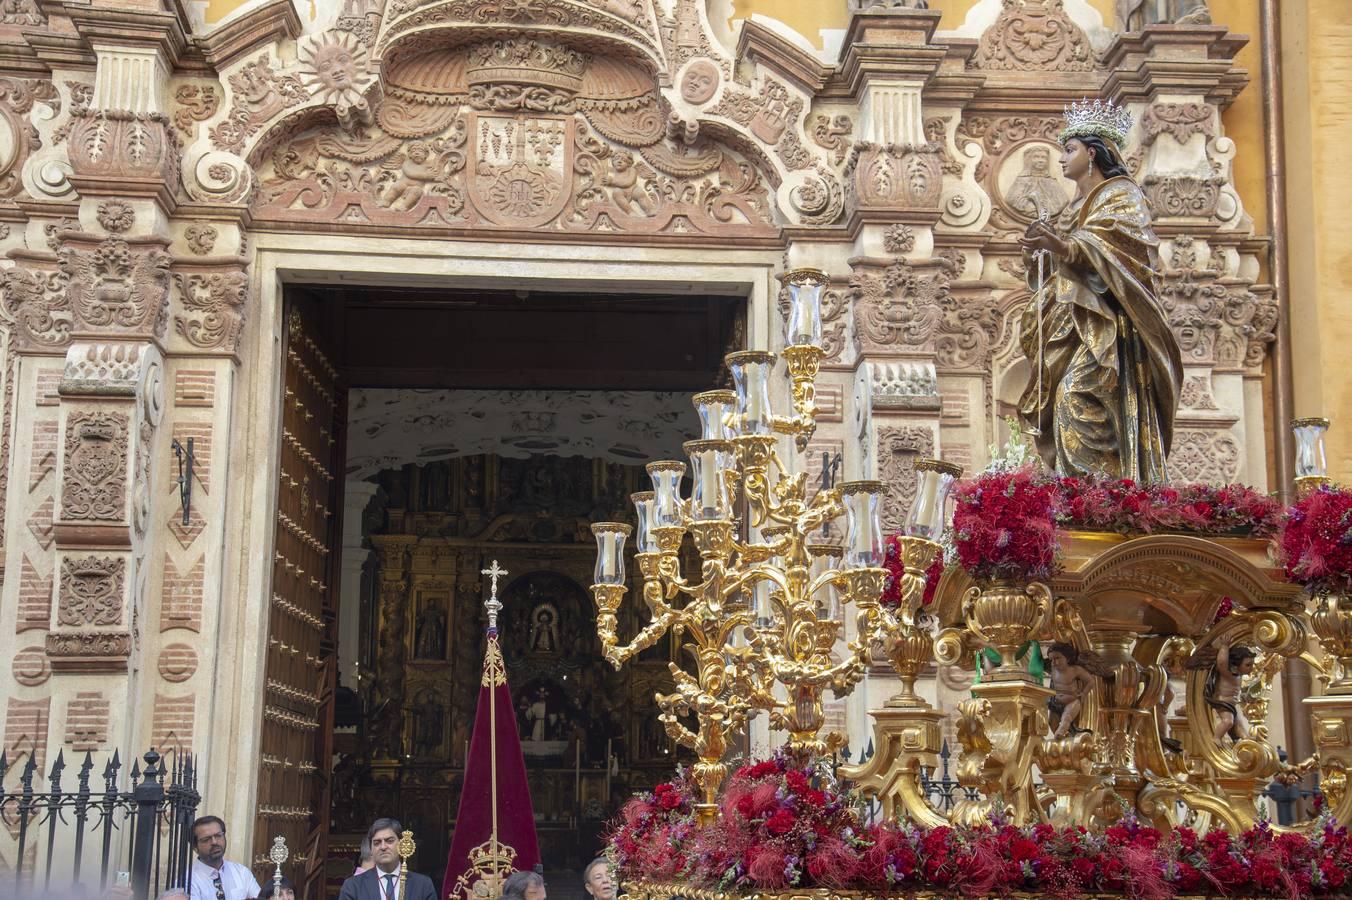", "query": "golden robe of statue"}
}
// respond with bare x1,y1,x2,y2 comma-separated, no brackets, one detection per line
1018,176,1182,482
